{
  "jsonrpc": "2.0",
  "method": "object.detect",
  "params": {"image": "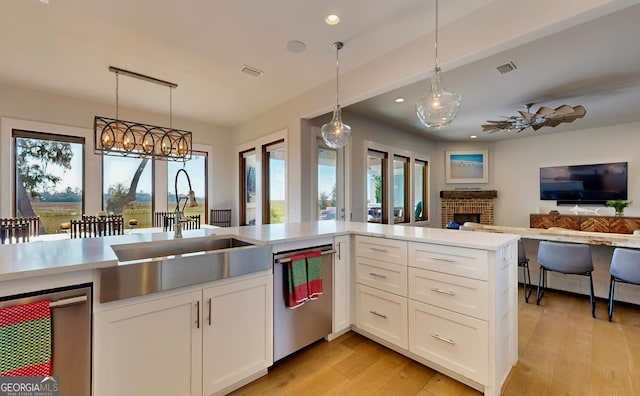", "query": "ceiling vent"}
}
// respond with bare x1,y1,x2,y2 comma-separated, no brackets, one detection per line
496,61,517,74
240,65,263,78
